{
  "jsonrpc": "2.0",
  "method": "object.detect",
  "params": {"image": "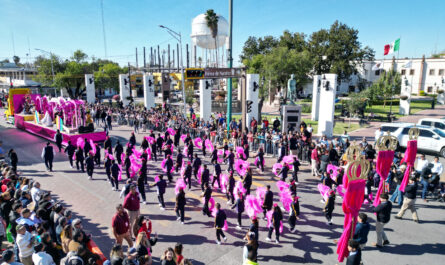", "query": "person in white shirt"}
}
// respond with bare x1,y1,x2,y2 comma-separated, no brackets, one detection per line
431,156,443,176
307,124,313,134
30,182,42,205
32,243,55,265
16,225,34,265
415,155,429,174
375,127,383,140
